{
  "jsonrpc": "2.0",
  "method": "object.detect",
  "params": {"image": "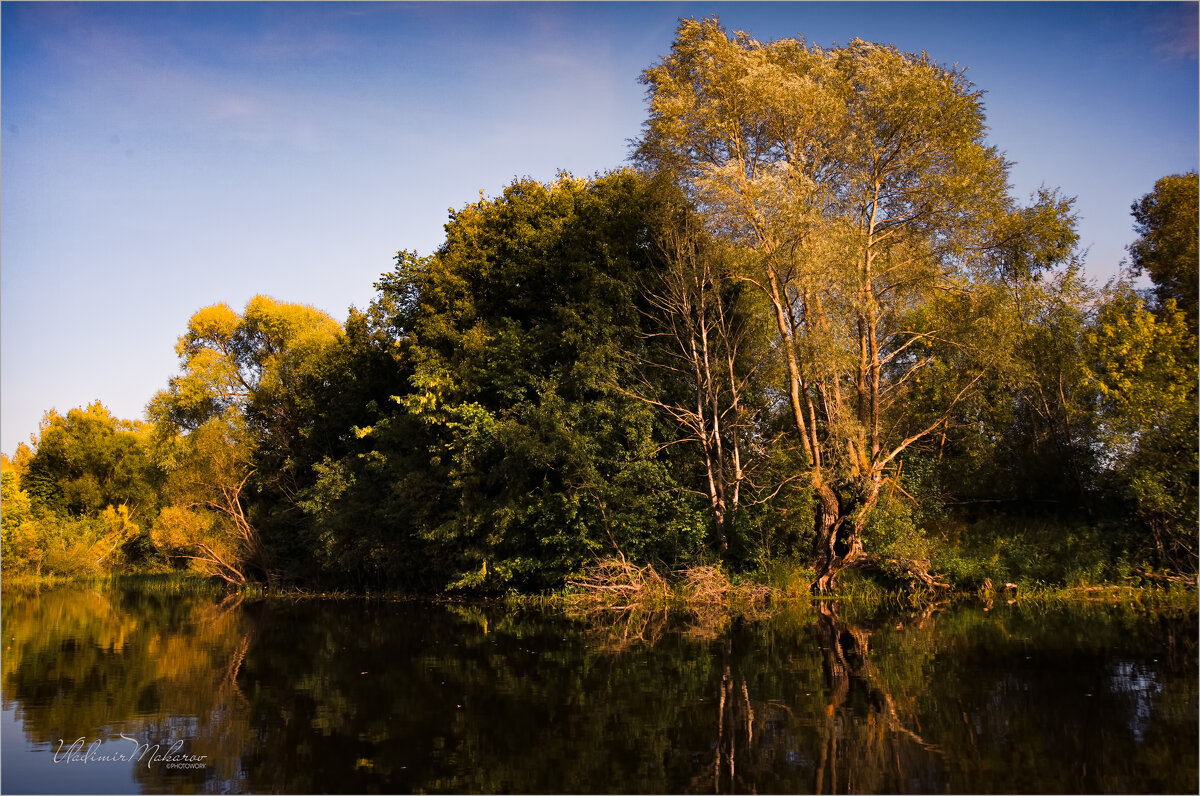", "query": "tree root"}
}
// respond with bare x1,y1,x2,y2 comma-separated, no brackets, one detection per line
813,552,950,593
